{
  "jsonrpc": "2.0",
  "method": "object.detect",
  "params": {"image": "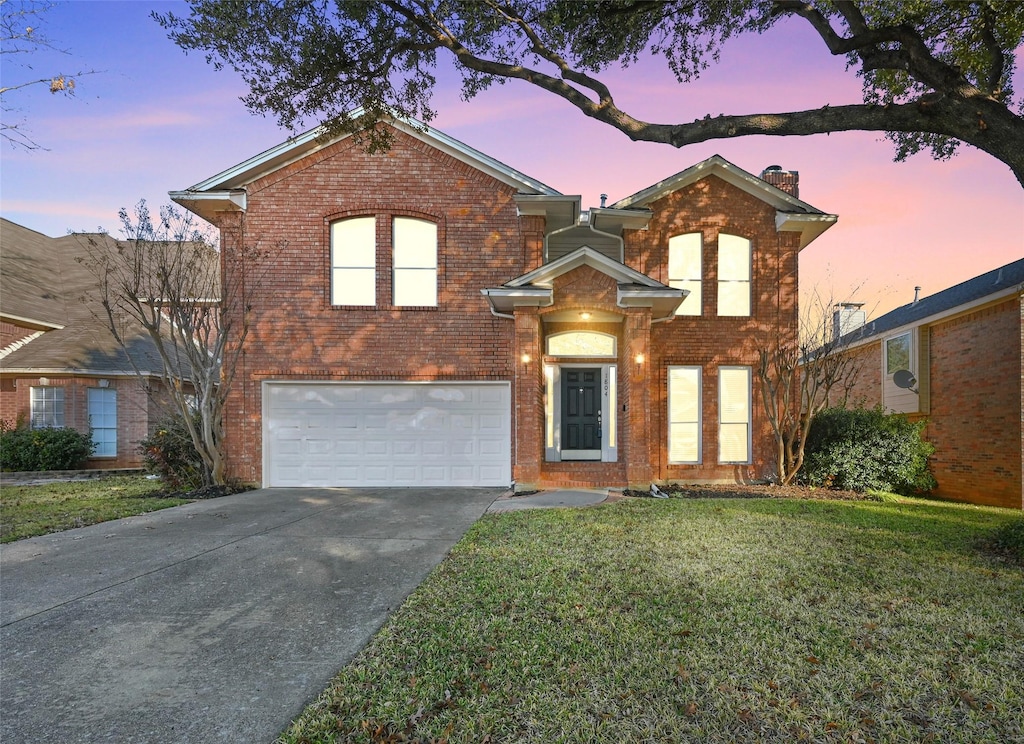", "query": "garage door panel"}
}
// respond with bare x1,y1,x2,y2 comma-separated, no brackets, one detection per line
265,382,511,487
